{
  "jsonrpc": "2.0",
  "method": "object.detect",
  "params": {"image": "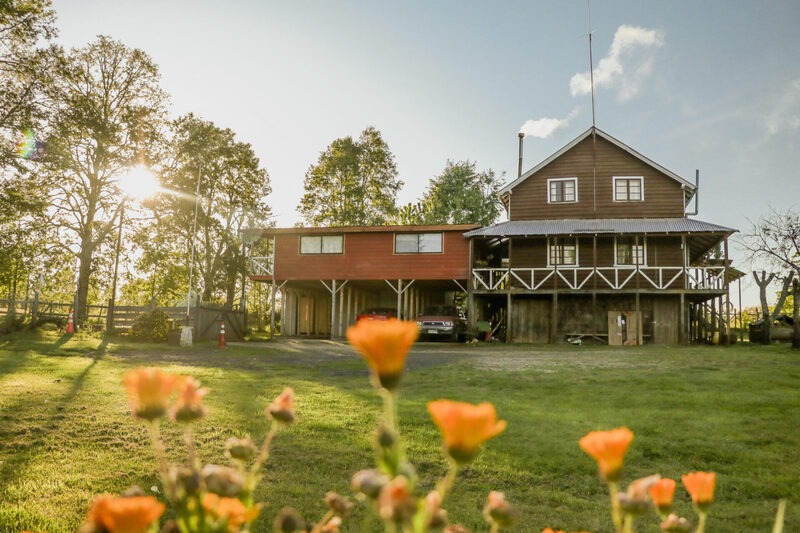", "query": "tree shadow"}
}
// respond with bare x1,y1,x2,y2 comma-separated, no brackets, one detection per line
53,332,73,348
